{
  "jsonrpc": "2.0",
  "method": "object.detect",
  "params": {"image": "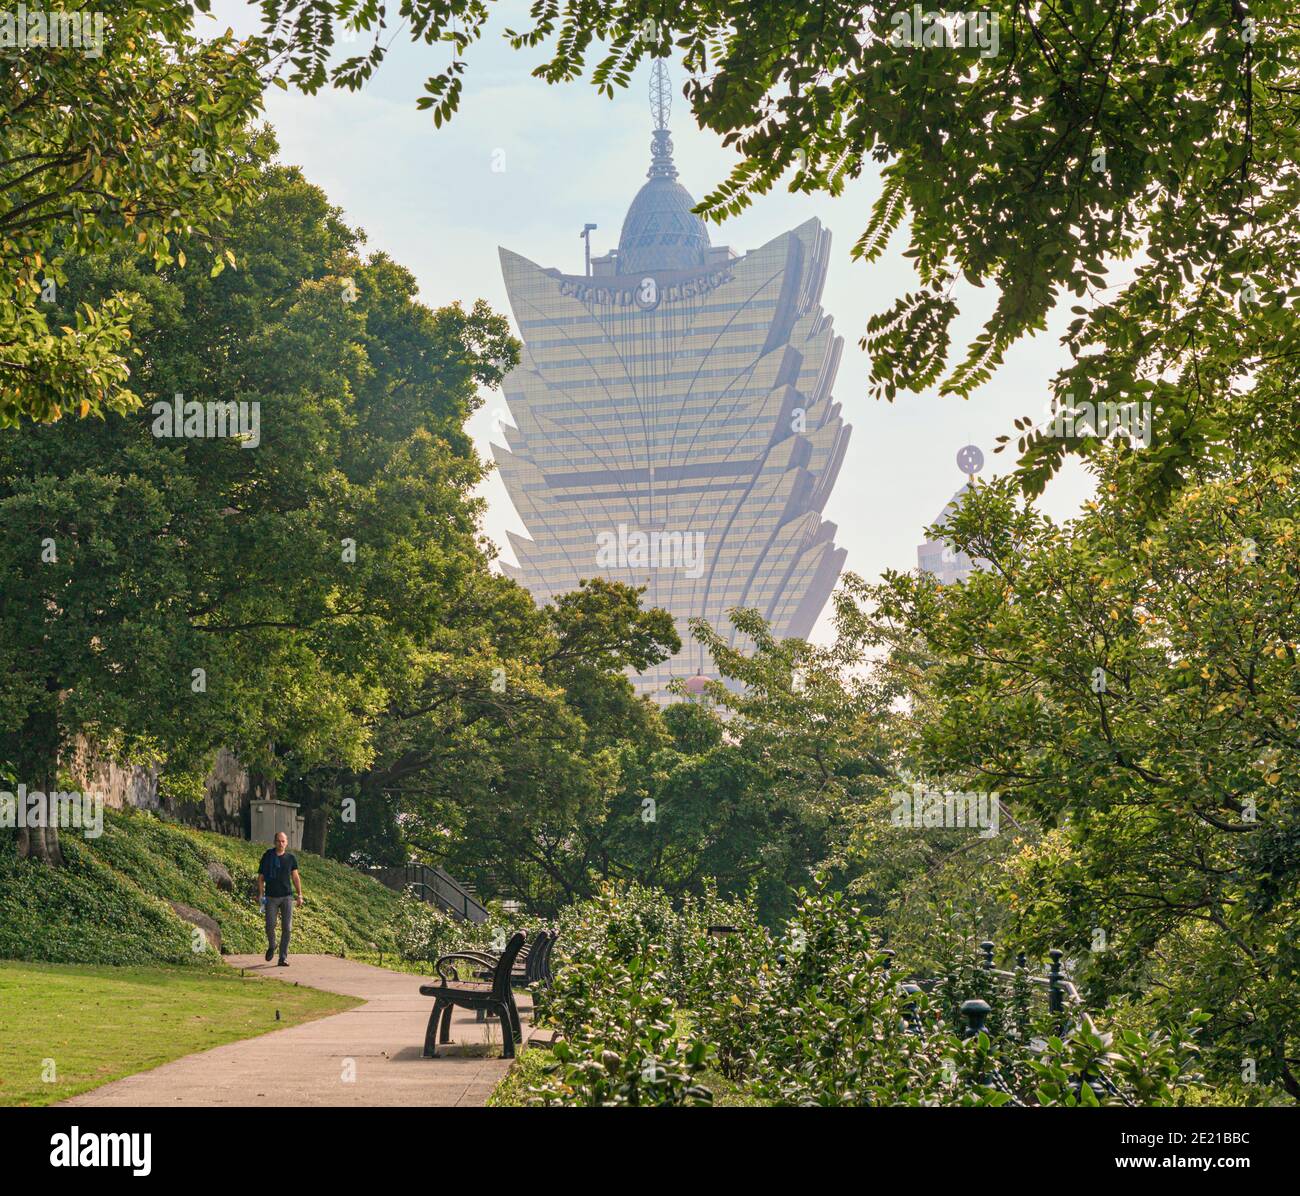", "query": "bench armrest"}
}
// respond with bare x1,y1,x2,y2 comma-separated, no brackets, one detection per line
449,950,496,965
453,949,531,969
435,952,496,982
